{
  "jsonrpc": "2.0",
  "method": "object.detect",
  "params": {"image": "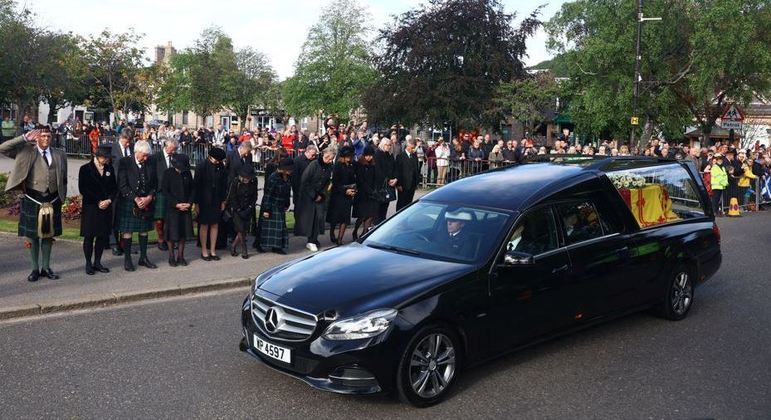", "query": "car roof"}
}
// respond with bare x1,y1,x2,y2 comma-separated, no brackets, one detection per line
420,156,680,212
